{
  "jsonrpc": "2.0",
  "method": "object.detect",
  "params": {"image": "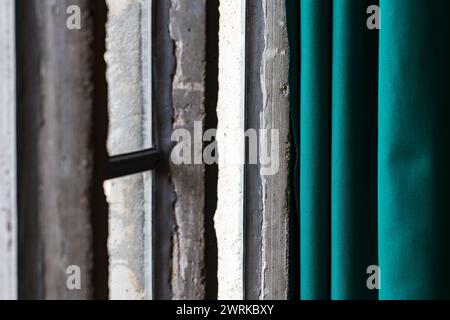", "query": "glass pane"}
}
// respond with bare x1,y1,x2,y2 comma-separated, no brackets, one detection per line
106,0,152,155
105,0,152,300
105,171,152,300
